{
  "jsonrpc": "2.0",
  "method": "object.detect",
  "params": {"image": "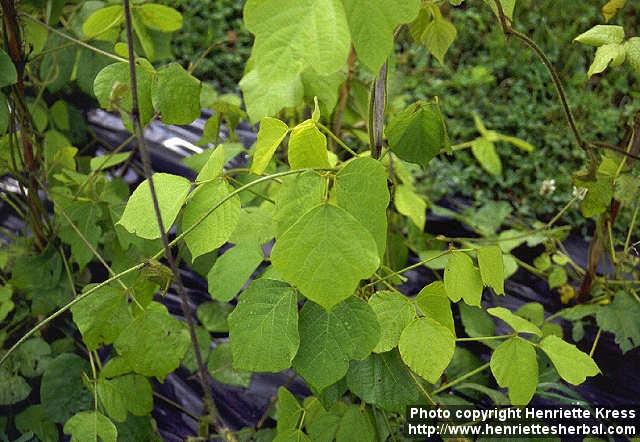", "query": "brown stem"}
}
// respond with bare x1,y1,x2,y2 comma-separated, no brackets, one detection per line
1,0,48,250
121,0,219,436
